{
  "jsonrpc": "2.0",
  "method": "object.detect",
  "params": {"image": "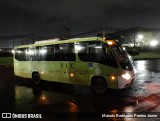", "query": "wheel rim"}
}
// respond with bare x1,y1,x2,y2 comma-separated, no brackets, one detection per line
33,73,40,84
95,81,105,91
93,79,107,93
